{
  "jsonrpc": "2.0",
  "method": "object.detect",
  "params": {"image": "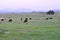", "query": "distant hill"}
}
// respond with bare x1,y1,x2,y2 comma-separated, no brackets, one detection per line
0,9,60,14
53,9,60,12
0,8,34,14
